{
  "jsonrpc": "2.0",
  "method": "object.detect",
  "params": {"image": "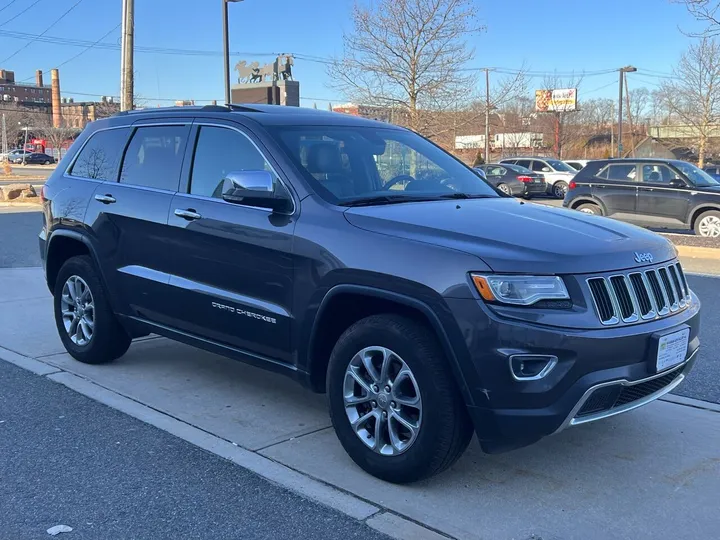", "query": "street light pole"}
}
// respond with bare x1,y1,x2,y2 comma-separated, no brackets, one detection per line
223,0,243,105
617,65,636,158
19,123,28,165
